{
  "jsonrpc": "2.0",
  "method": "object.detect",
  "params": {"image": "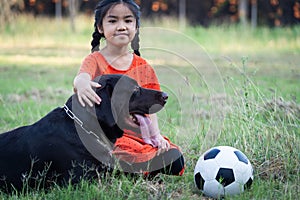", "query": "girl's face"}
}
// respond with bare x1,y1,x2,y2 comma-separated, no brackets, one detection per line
99,3,137,48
